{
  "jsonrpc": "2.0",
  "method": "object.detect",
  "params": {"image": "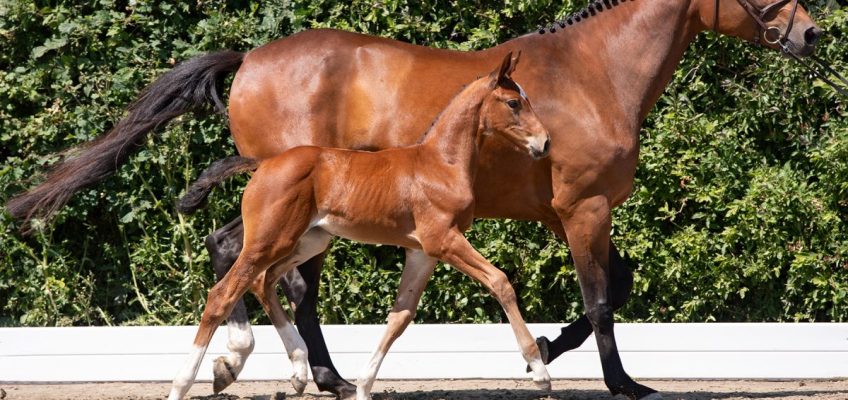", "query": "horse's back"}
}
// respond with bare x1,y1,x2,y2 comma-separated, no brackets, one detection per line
228,29,492,159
